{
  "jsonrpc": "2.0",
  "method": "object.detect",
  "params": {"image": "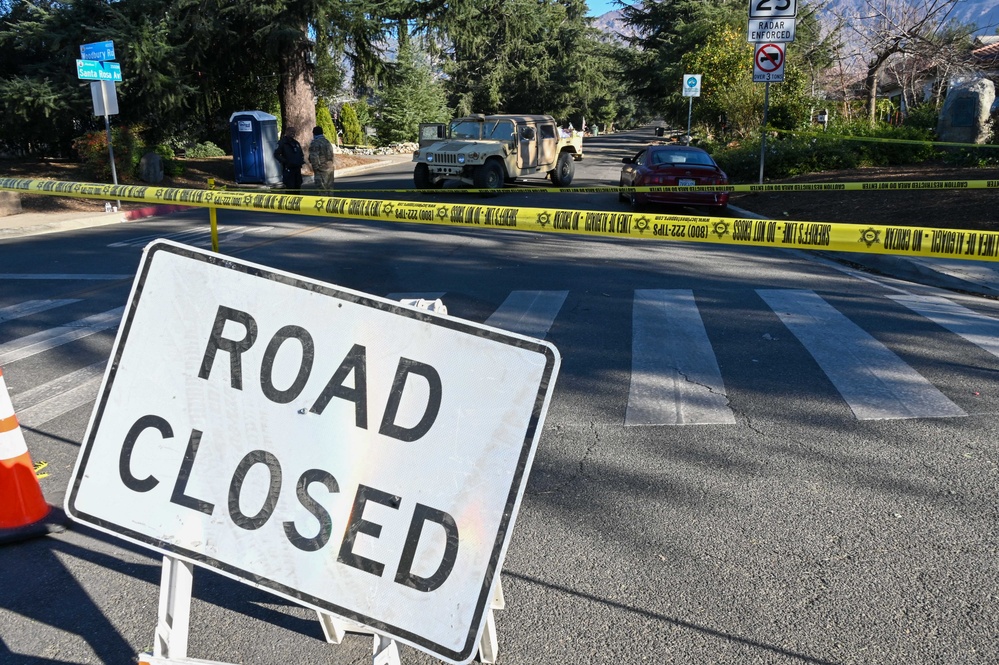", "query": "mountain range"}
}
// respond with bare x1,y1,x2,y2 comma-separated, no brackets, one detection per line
592,0,999,40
